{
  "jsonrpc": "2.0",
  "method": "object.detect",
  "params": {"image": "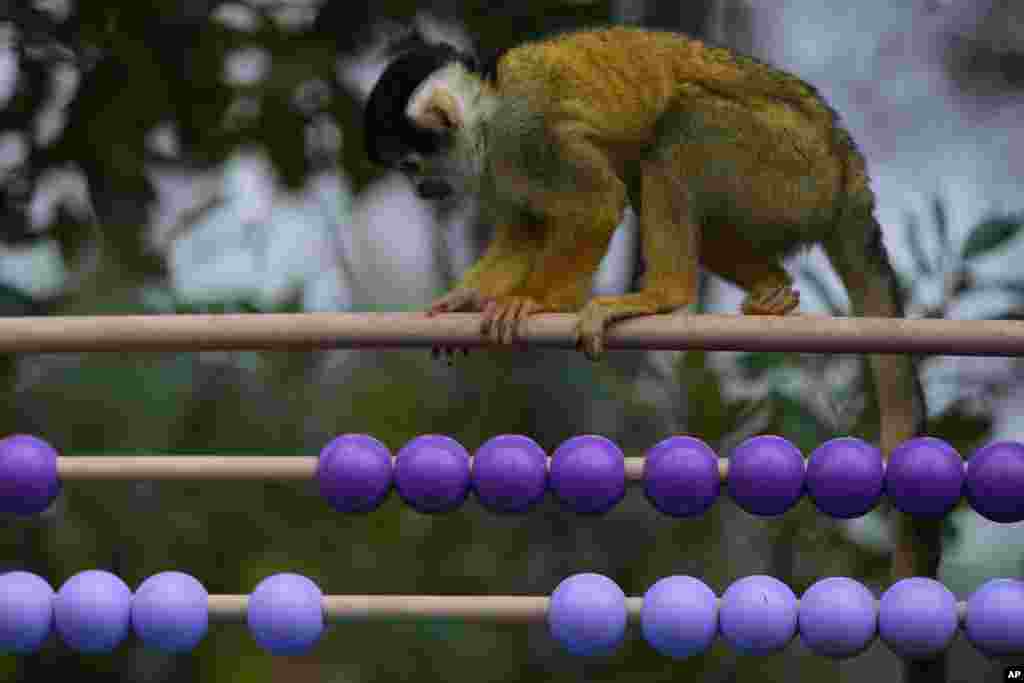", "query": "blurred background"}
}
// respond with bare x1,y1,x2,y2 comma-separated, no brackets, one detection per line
1,0,1023,681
